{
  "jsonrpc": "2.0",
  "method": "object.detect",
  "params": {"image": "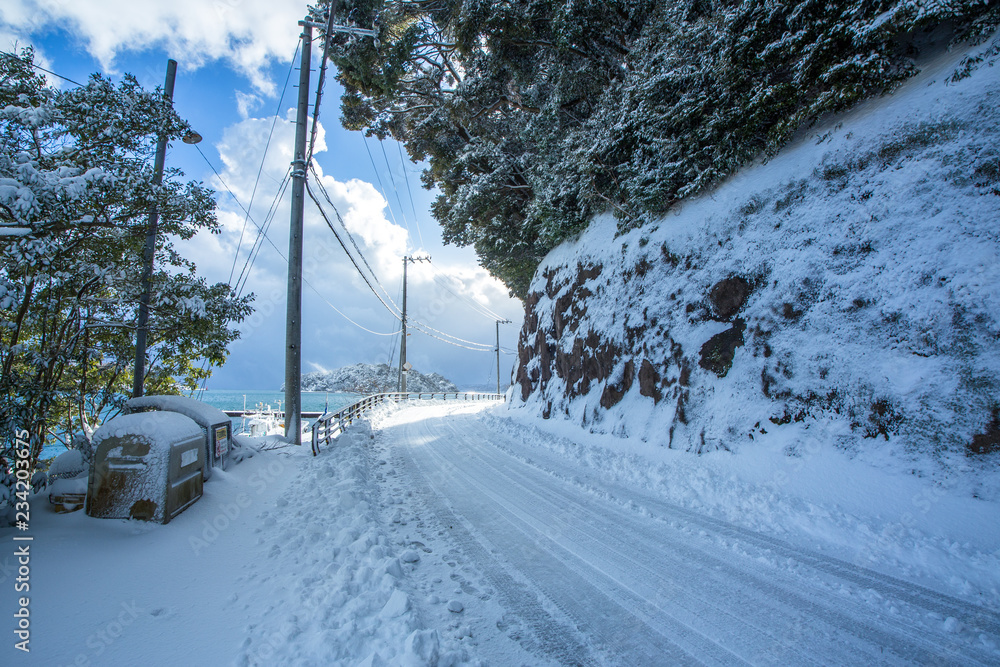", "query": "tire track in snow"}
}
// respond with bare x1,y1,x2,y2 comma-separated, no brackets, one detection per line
419,416,912,665
446,421,996,665
397,410,748,664
392,434,598,666
379,404,1000,665
483,415,1000,646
